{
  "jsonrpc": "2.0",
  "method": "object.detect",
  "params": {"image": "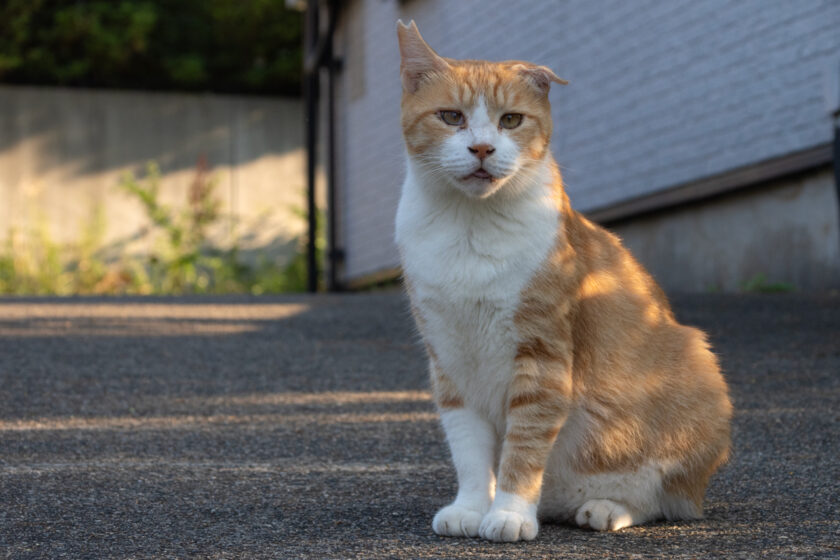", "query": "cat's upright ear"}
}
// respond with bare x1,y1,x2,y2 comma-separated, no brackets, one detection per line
512,63,568,95
397,20,450,94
